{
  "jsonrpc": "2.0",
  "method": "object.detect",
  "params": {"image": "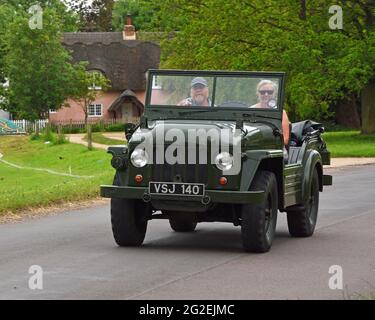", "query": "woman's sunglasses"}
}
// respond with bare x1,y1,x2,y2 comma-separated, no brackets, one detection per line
259,90,274,95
